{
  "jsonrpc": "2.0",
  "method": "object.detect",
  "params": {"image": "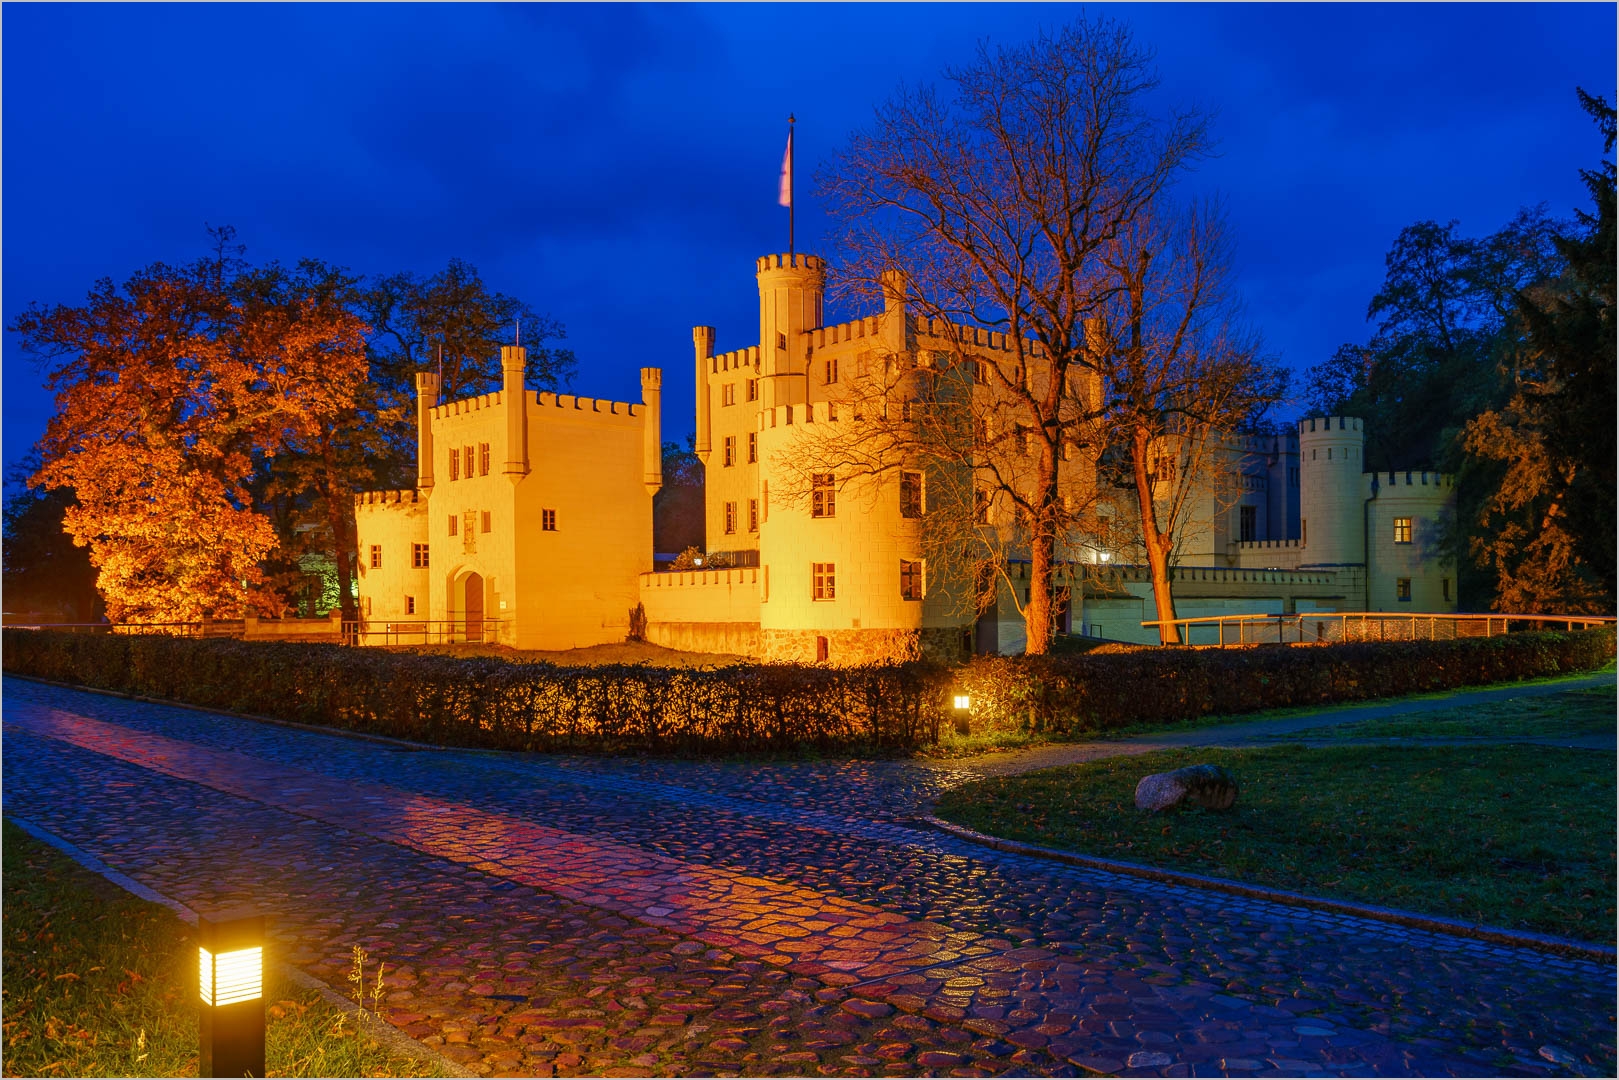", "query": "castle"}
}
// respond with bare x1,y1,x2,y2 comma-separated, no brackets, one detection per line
354,252,1455,658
